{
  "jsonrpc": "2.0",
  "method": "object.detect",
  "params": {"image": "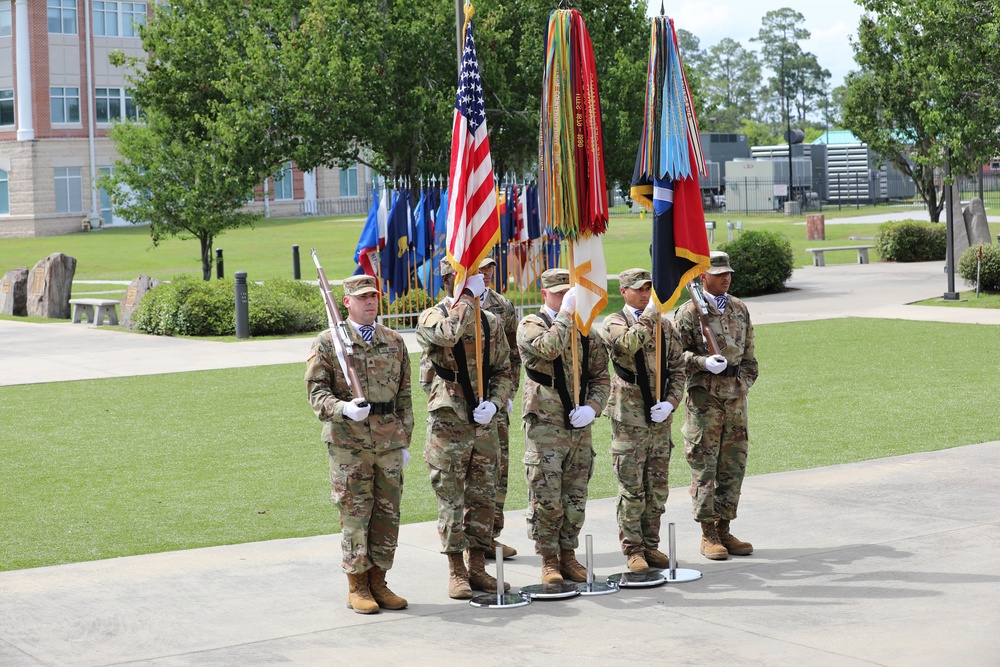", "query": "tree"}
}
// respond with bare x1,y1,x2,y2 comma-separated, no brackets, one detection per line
844,0,1000,221
752,9,829,128
702,38,762,131
103,111,260,280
